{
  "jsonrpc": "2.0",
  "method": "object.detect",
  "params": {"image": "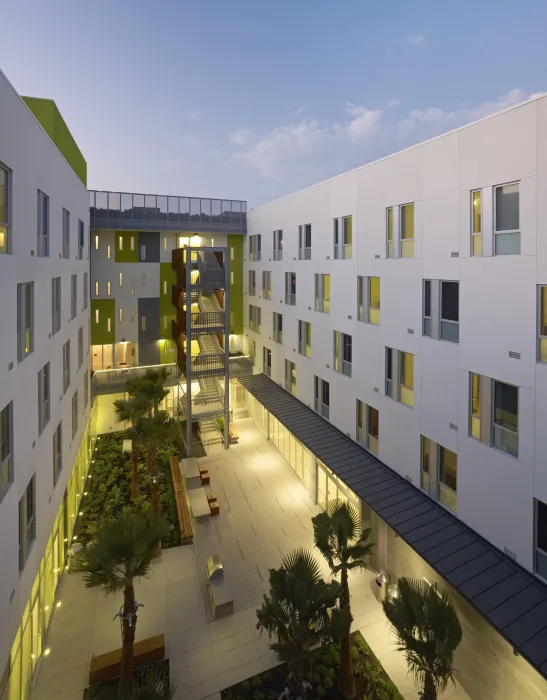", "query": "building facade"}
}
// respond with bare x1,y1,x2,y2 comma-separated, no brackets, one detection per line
242,94,547,698
0,72,97,700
